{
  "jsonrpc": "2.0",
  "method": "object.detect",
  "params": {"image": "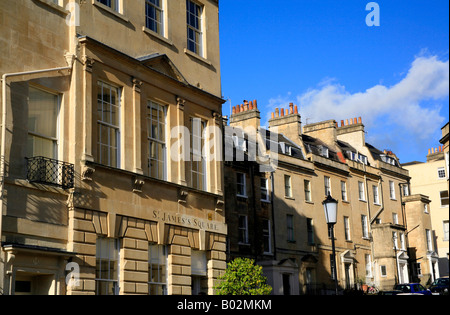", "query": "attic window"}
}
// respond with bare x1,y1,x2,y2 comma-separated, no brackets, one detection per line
280,142,292,156
347,151,368,165
380,155,396,166
319,145,329,158
232,135,247,152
